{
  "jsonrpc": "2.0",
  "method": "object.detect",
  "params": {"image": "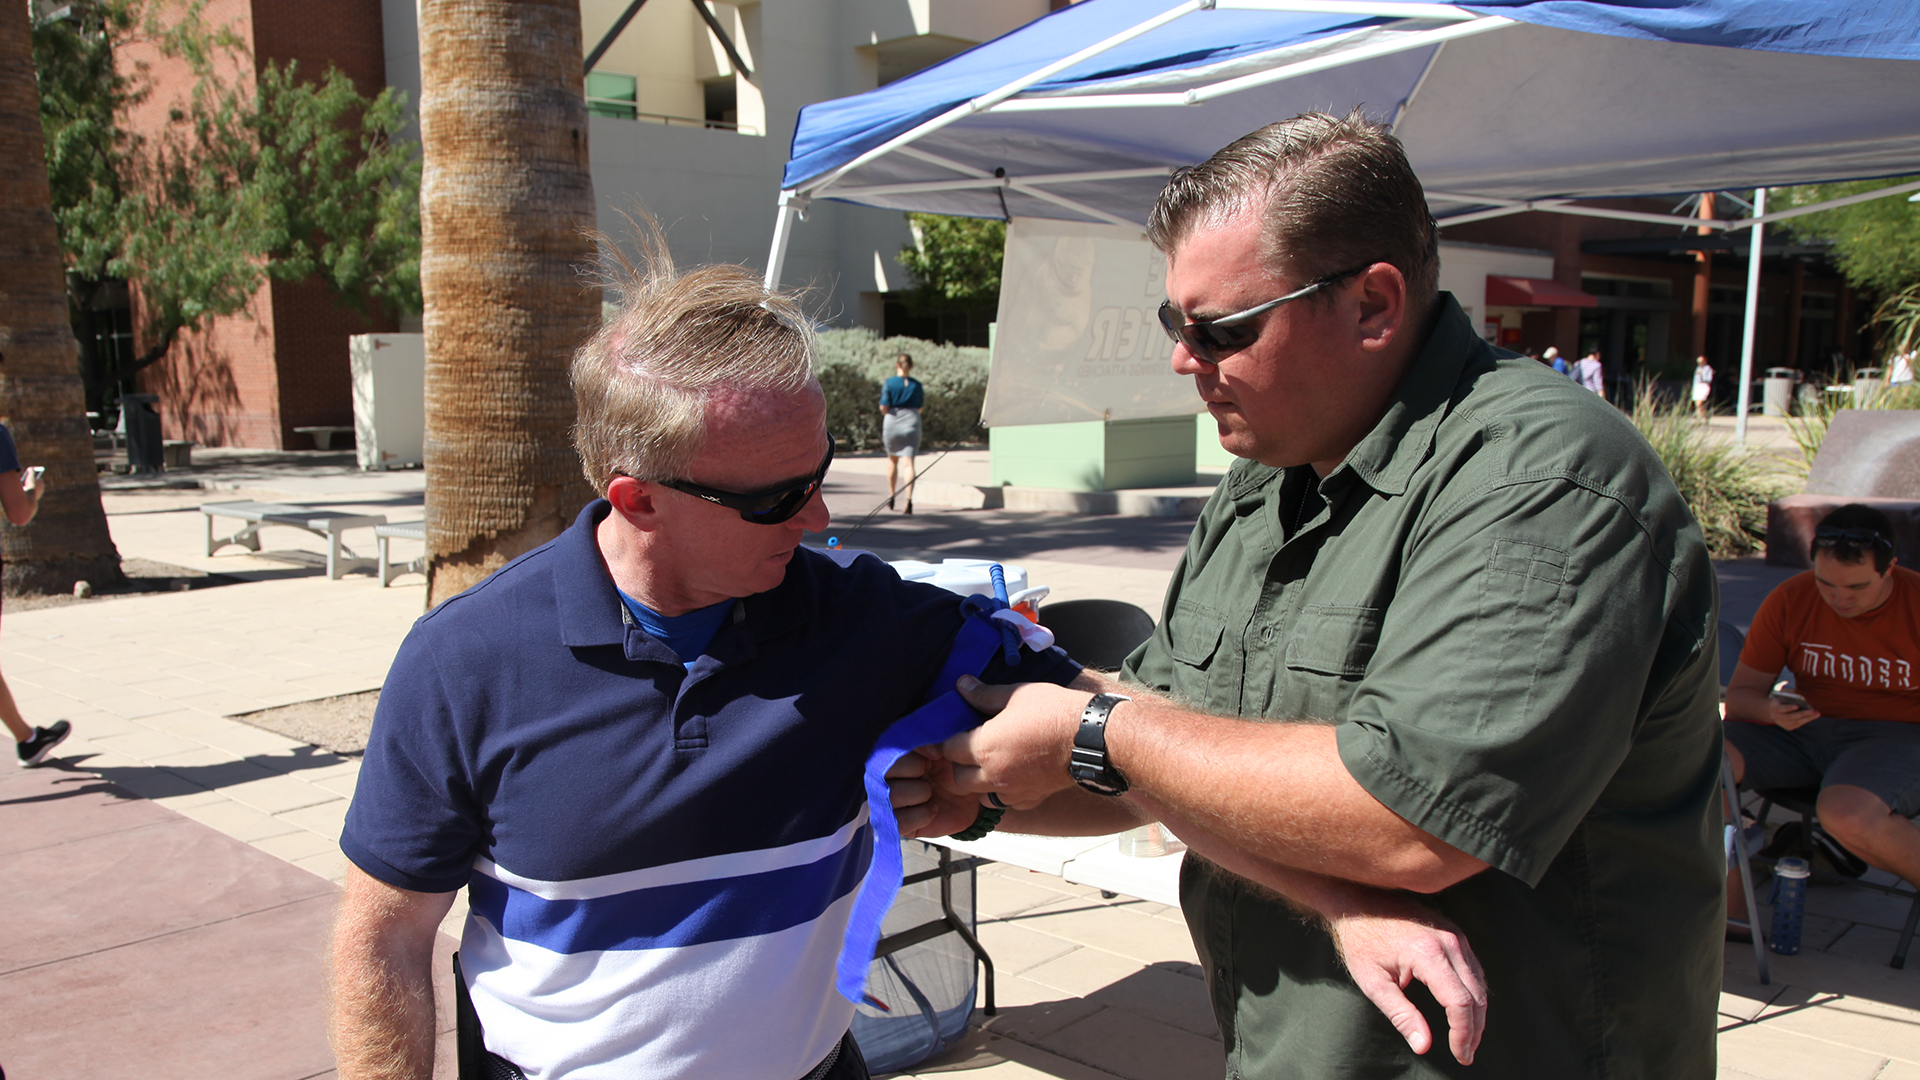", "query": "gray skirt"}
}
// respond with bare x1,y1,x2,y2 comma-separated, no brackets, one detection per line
882,408,922,457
